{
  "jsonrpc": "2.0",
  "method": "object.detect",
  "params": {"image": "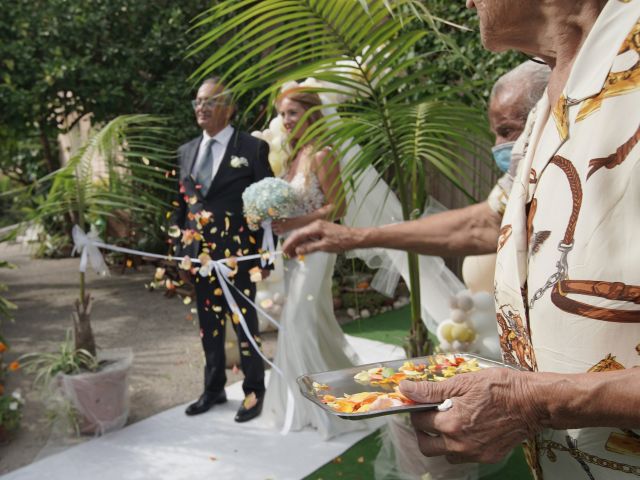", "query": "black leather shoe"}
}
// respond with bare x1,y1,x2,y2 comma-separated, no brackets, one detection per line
234,393,264,423
185,391,227,416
